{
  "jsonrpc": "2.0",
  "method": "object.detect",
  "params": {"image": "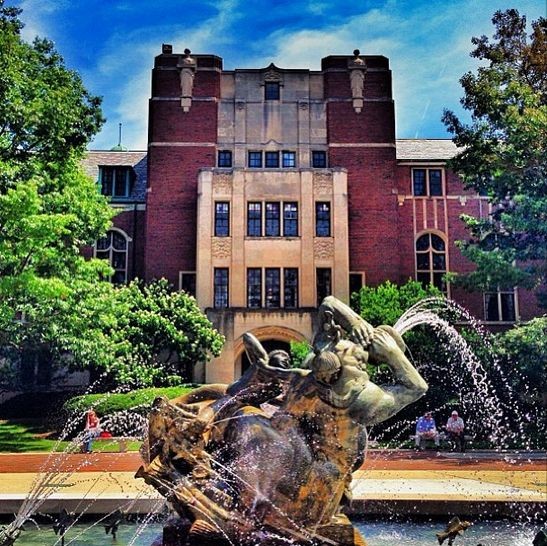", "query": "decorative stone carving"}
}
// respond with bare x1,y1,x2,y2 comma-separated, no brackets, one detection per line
212,237,231,259
314,237,334,259
349,49,367,113
299,101,309,110
236,101,246,111
263,63,282,82
313,172,333,195
178,48,196,112
213,174,232,195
